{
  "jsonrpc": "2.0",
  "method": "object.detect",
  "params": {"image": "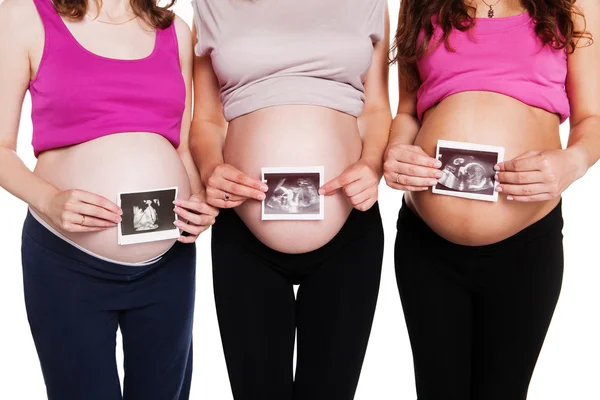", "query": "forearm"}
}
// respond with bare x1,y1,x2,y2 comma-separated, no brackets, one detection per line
189,120,227,186
177,146,204,194
388,112,421,148
567,115,600,178
0,146,58,214
358,108,393,175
